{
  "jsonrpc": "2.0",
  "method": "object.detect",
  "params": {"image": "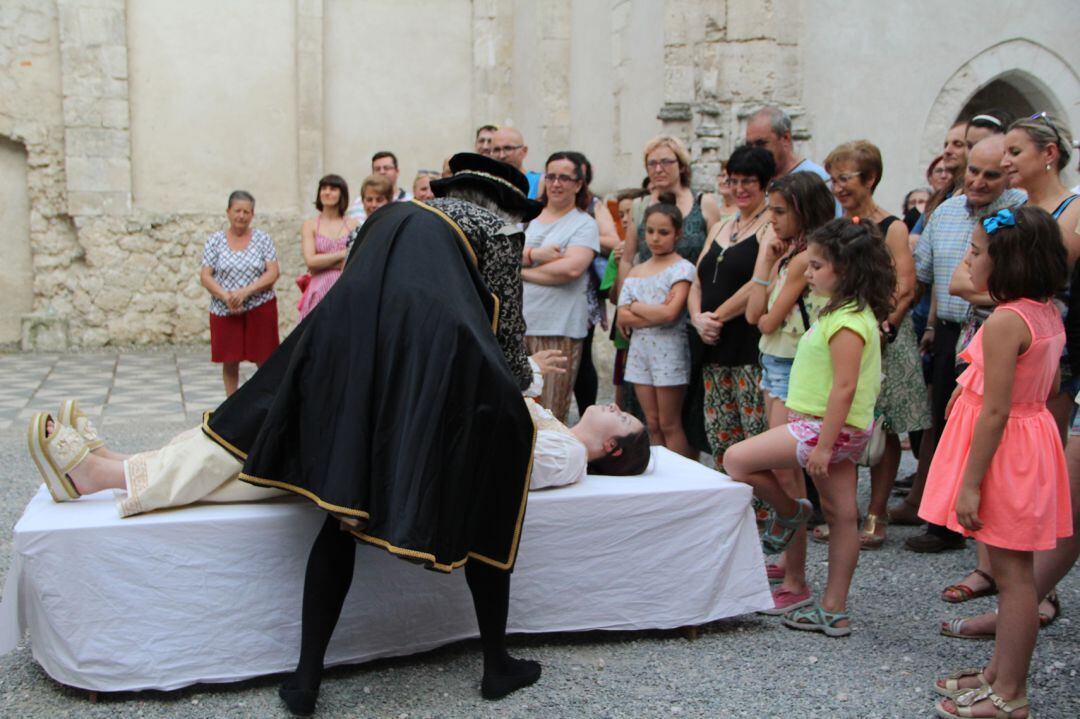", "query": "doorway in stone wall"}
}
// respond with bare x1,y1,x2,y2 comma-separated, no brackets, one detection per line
0,136,33,345
956,73,1063,128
